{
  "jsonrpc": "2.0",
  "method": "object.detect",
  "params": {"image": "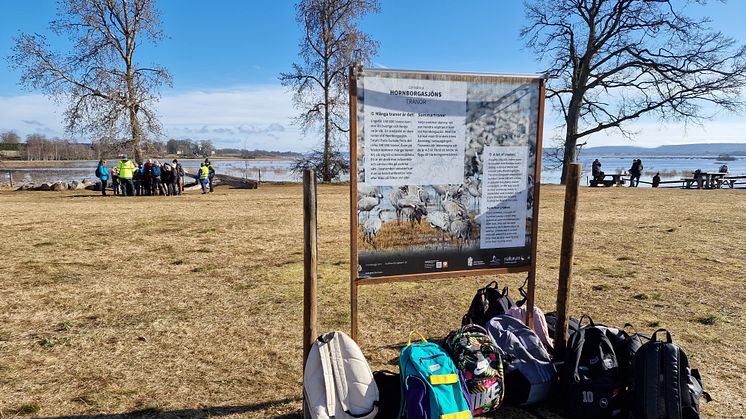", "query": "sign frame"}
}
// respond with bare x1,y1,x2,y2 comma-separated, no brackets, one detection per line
349,66,546,340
